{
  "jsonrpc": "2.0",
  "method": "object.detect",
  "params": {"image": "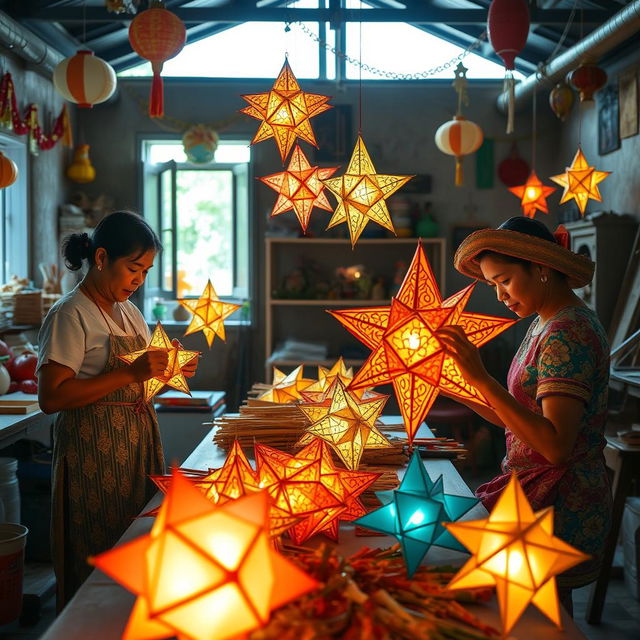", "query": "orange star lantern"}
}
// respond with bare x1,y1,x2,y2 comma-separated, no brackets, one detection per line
445,473,589,636
330,242,516,442
258,365,315,403
300,357,354,402
508,170,556,218
322,136,413,247
178,279,241,347
118,322,199,401
550,146,611,216
260,145,338,233
241,59,332,162
92,471,318,640
298,379,390,470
